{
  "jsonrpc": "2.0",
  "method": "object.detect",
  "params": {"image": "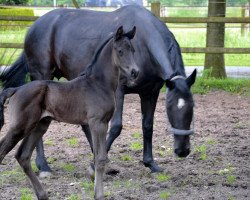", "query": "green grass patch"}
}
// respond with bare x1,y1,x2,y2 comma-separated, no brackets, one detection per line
156,173,171,182
20,188,33,200
159,191,171,199
67,137,79,147
81,180,94,198
132,132,141,139
61,163,76,172
206,139,217,145
66,194,80,200
44,139,54,146
227,175,236,184
121,154,133,161
195,144,207,160
31,161,39,173
0,167,26,186
192,77,250,96
130,142,143,151
47,157,57,164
